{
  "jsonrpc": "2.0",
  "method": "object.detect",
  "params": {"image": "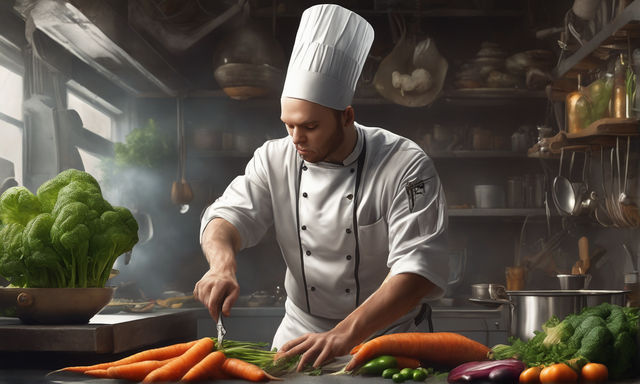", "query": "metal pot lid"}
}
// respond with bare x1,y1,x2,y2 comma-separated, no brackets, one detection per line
506,289,630,296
